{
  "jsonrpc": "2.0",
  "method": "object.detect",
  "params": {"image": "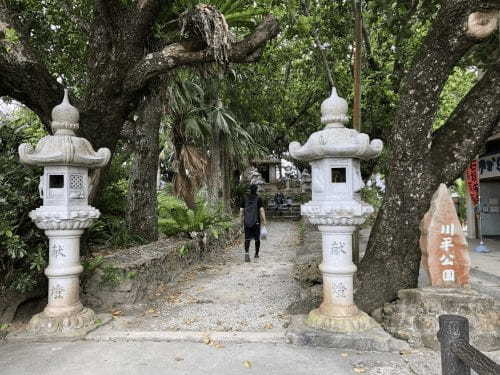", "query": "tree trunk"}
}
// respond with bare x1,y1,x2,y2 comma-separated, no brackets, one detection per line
126,92,162,242
222,147,233,211
355,166,439,312
355,4,500,313
207,132,224,203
